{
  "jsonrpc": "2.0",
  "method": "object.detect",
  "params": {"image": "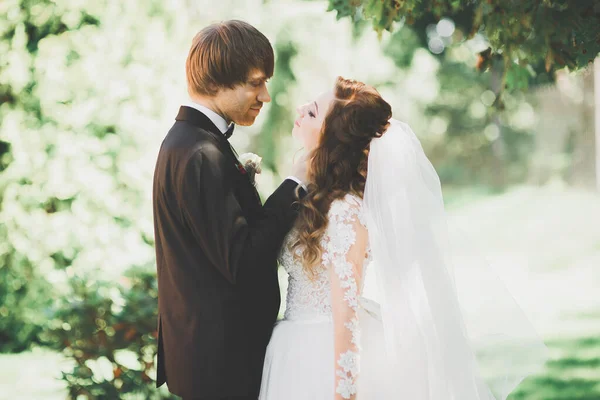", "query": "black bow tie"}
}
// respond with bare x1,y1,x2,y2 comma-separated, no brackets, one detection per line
224,124,235,139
